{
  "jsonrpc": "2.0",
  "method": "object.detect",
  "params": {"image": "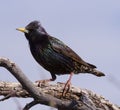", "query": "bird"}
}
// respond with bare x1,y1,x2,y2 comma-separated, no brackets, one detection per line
16,20,105,95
